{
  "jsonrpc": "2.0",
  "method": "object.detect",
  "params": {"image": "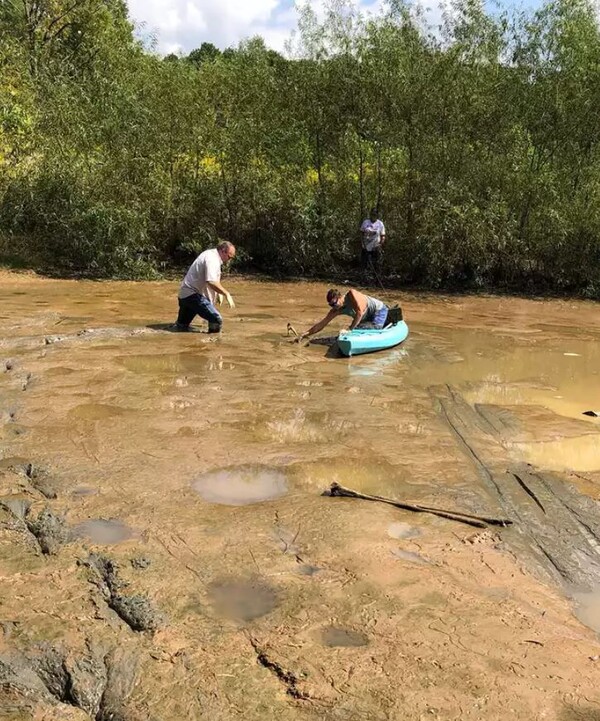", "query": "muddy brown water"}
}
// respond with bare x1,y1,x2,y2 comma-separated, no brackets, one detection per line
1,271,600,720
